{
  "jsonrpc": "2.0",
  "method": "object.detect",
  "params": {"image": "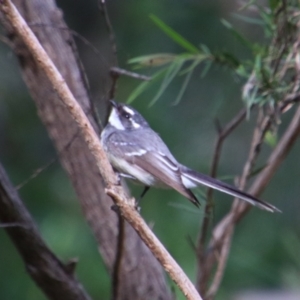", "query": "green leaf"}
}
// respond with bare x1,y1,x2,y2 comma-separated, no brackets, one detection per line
179,54,207,74
149,58,185,106
264,130,277,147
172,66,194,106
236,64,248,78
238,0,257,11
128,53,177,67
259,9,275,36
268,0,281,12
201,60,212,78
254,54,262,77
126,81,149,104
150,14,199,54
232,13,264,25
221,19,254,50
200,44,211,55
126,68,166,104
215,51,240,69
